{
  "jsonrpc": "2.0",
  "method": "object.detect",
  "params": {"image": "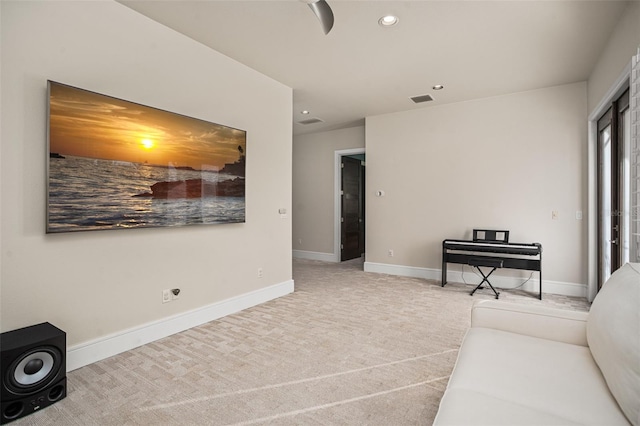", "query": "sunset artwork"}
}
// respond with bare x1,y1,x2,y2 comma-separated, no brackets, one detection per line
47,80,247,233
